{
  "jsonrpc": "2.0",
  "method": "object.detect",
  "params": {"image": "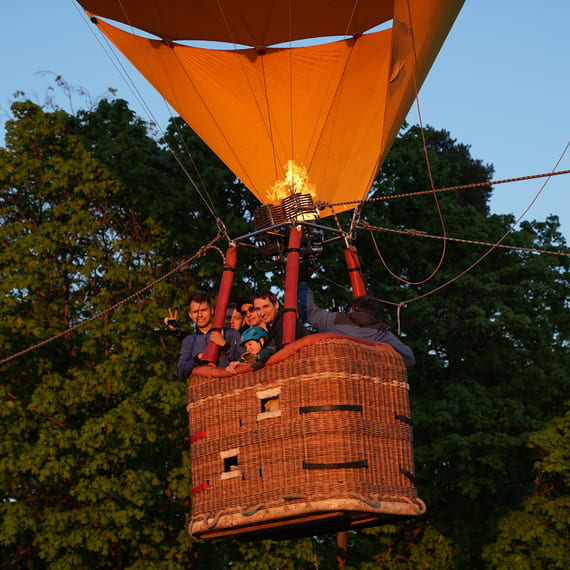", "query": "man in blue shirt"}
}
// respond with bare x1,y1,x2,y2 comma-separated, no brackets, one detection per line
177,292,243,380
